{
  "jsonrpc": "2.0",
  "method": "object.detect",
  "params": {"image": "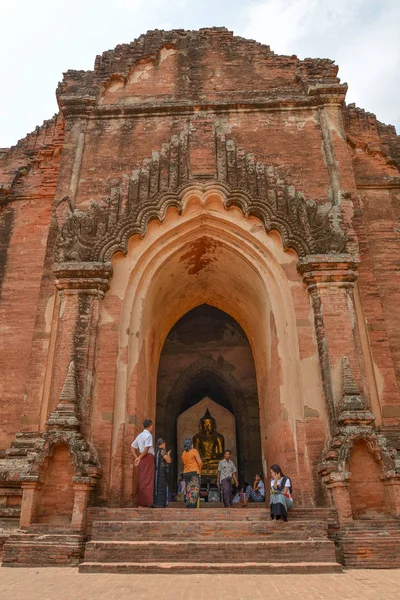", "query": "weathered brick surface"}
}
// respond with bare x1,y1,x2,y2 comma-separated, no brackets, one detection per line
0,116,64,449
86,506,336,522
89,519,329,540
84,539,337,563
2,531,85,566
336,520,400,568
